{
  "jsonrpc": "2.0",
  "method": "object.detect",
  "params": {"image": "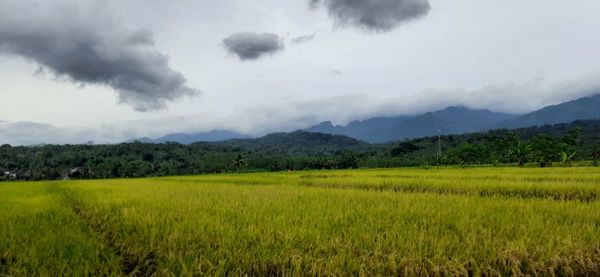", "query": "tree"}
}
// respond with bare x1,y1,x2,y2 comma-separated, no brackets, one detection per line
560,151,576,167
486,133,509,165
335,151,359,169
529,135,561,167
452,143,487,165
232,153,247,173
503,132,521,164
559,128,581,166
390,142,421,157
561,128,582,148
